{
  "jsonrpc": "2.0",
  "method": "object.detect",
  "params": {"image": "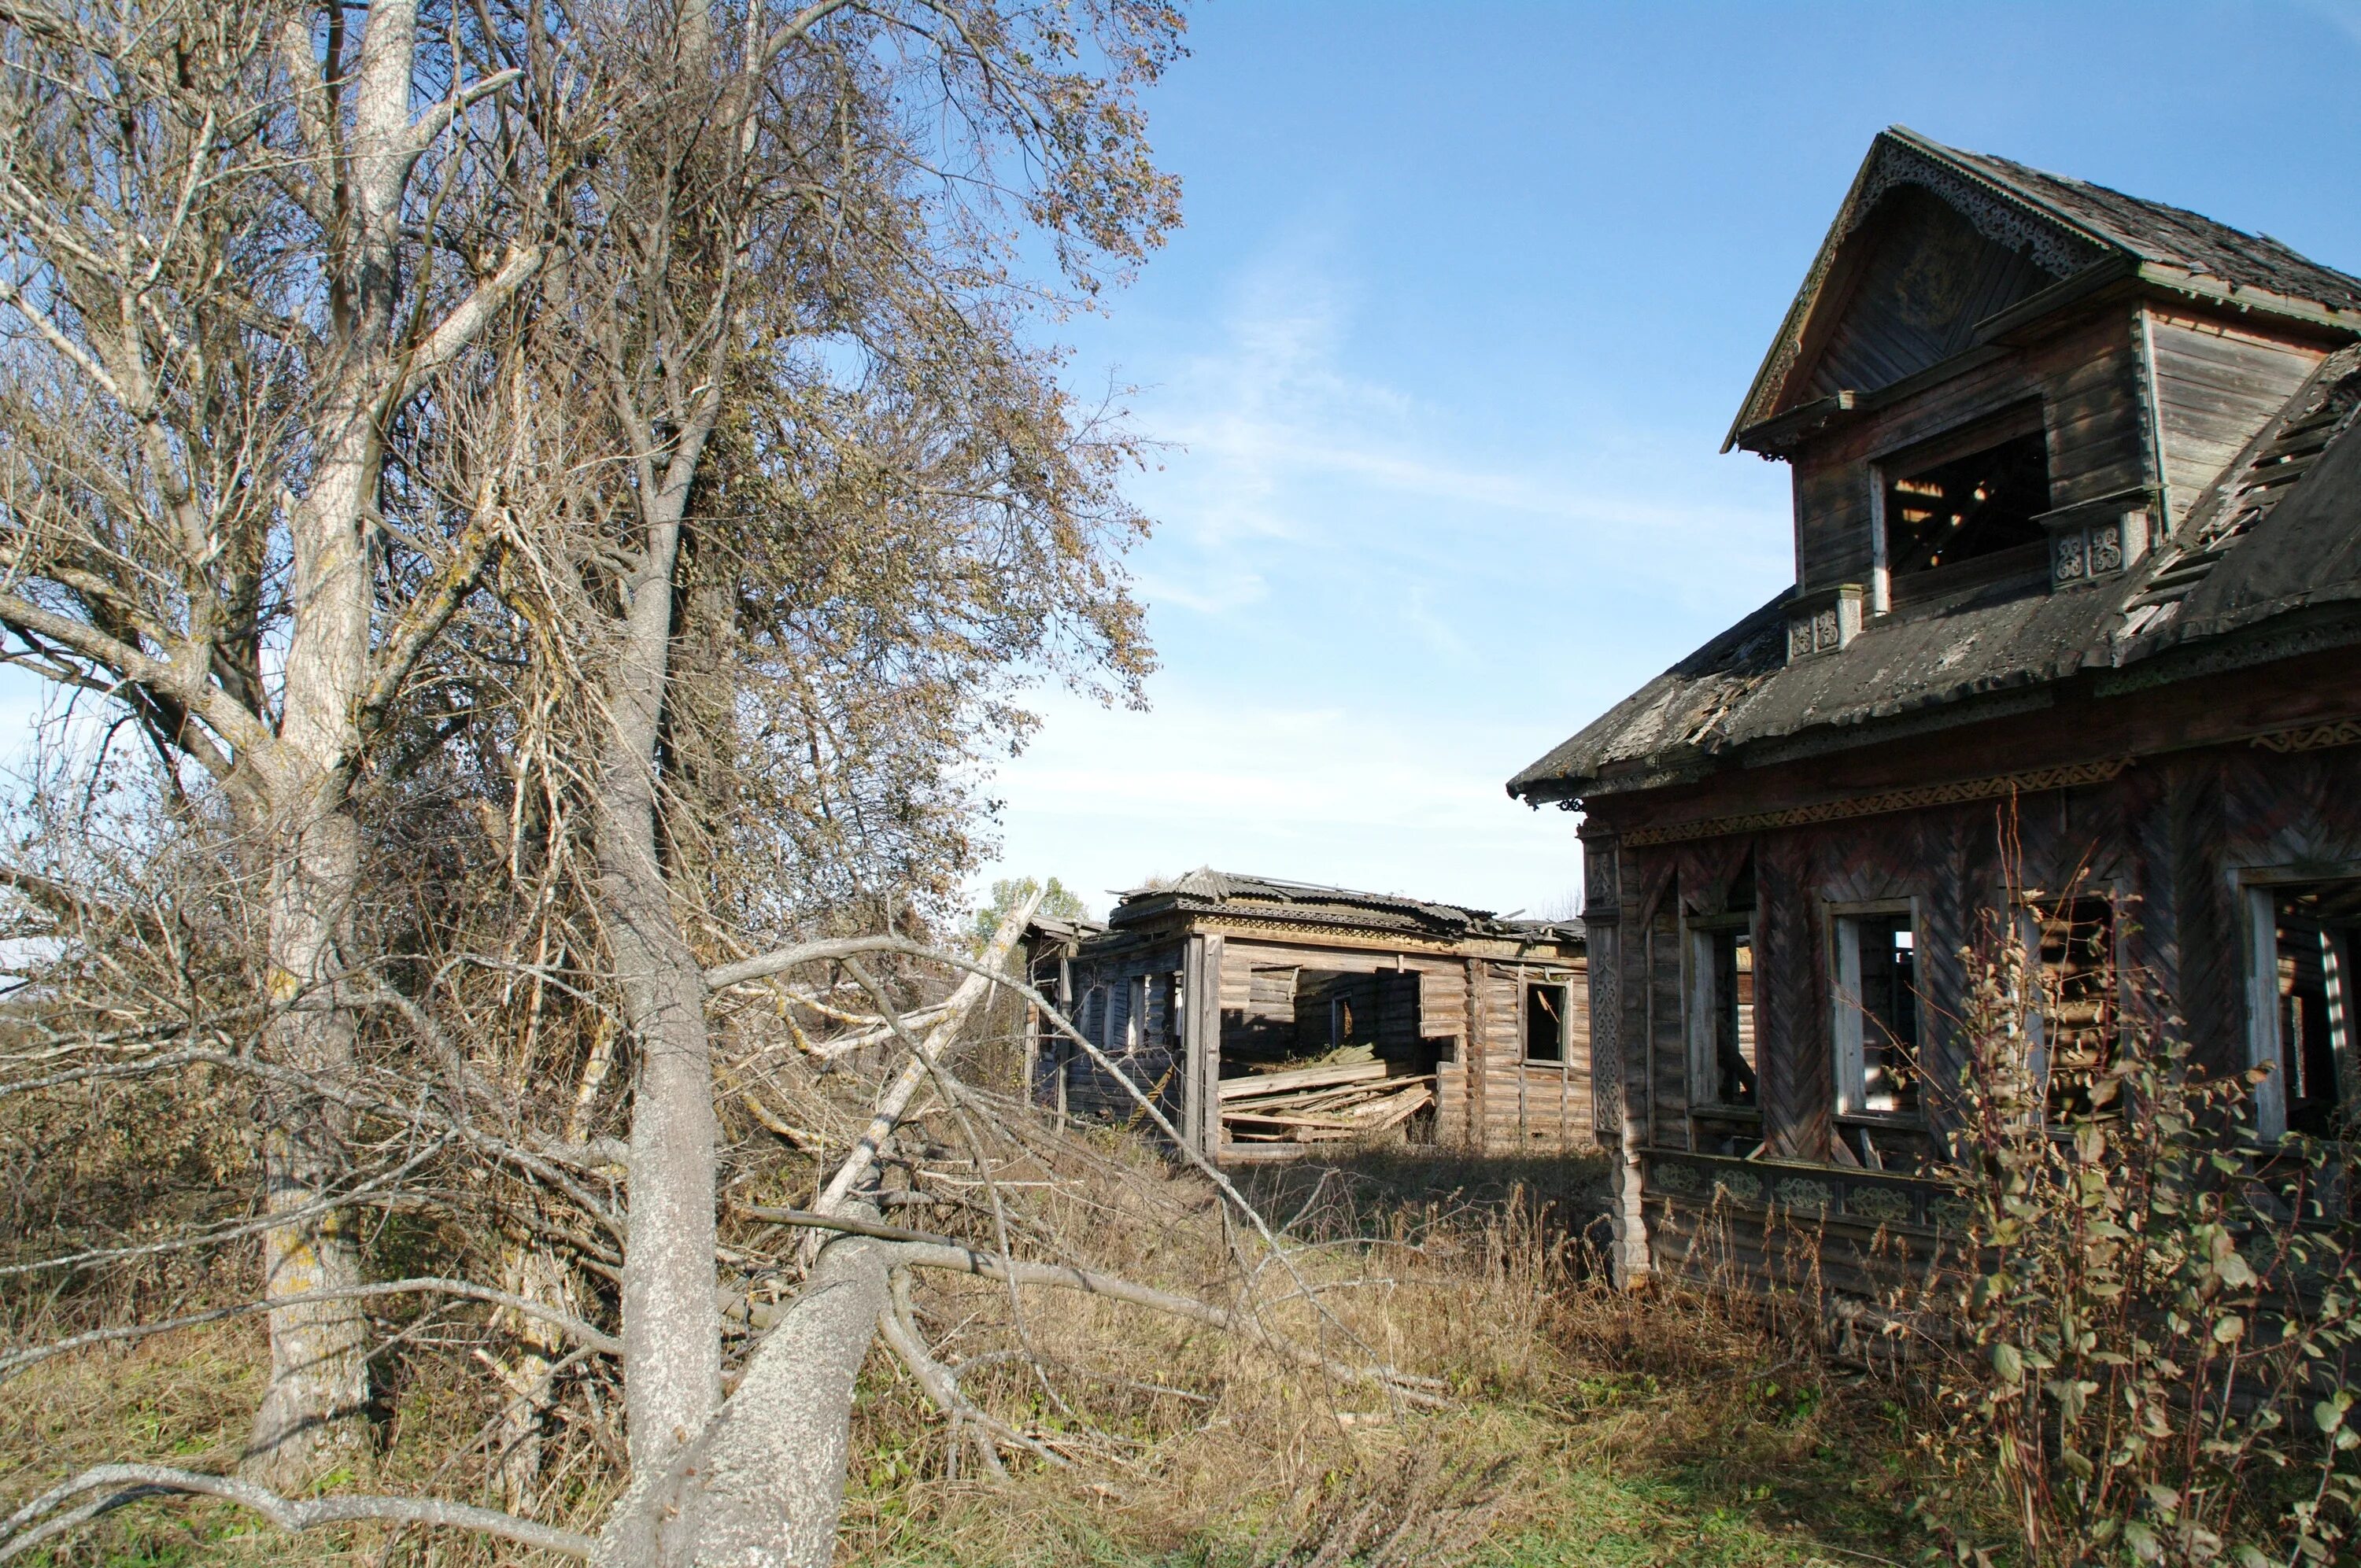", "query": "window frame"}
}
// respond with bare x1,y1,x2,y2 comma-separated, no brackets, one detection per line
1684,911,1761,1117
2240,861,2361,1142
1825,897,1926,1124
1870,400,2050,605
2013,884,2127,1126
1521,976,1575,1067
